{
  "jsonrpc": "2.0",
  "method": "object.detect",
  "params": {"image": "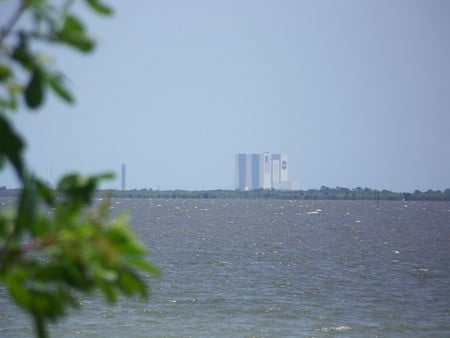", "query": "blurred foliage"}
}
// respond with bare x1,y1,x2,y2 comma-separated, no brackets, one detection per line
0,1,159,337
